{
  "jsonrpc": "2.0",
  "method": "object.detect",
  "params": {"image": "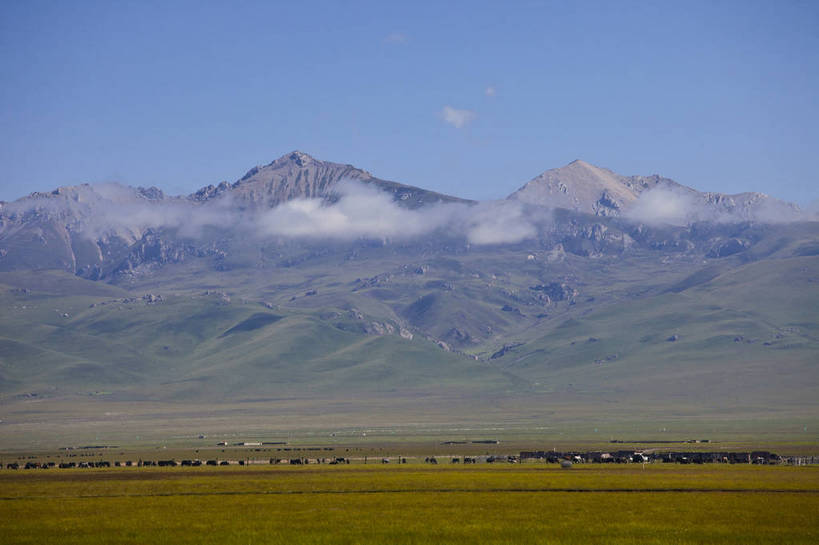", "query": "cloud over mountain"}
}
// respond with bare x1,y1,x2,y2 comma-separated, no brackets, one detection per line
625,185,810,226
0,178,539,247
258,181,537,245
625,186,699,226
